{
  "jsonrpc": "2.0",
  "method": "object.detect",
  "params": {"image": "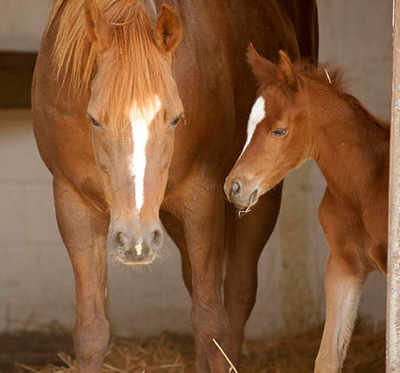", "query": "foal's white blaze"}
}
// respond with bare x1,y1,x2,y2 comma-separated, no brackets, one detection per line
130,95,161,212
239,96,266,159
